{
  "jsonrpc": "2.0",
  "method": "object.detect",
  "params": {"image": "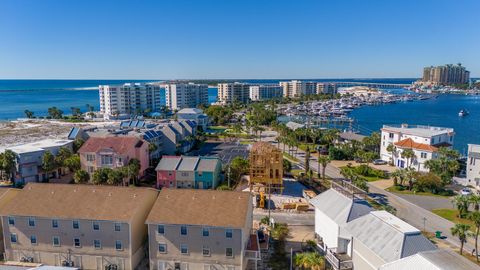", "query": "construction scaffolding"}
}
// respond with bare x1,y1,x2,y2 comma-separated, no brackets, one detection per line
249,142,284,193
